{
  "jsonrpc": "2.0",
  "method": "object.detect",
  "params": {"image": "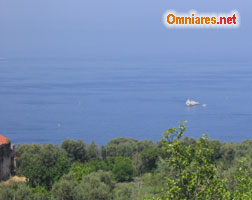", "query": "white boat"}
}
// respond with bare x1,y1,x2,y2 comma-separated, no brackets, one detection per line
185,99,200,107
